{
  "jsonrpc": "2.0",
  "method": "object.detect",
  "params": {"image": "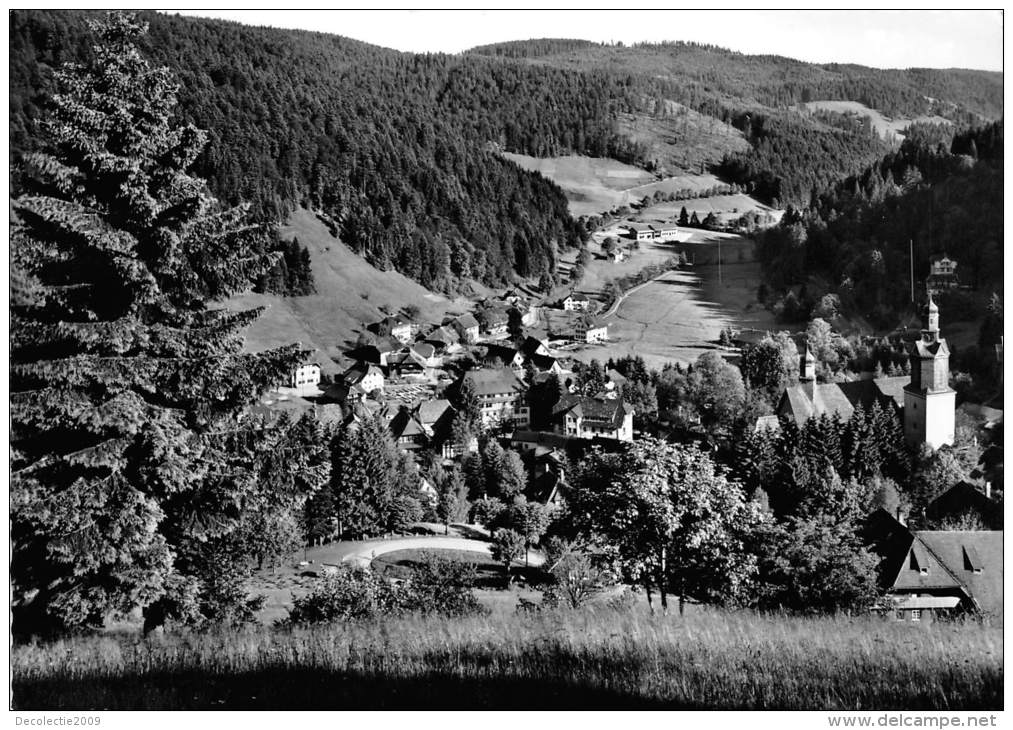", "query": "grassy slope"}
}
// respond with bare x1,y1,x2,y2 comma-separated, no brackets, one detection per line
502,152,775,219
223,209,473,375
12,607,1001,710
796,100,954,141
